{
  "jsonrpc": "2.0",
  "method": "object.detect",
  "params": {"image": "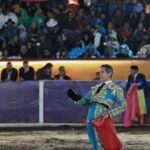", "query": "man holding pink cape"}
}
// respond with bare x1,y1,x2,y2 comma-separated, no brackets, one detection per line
124,65,149,127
